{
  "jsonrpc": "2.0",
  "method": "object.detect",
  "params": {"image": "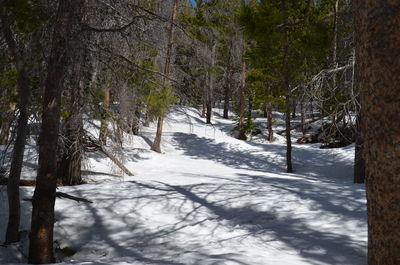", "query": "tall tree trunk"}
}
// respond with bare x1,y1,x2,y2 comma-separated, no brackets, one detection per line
206,42,216,124
223,42,233,119
99,86,110,145
266,102,273,142
59,47,86,185
238,61,246,140
282,0,293,173
29,0,82,263
354,1,400,264
1,15,32,244
151,0,179,153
